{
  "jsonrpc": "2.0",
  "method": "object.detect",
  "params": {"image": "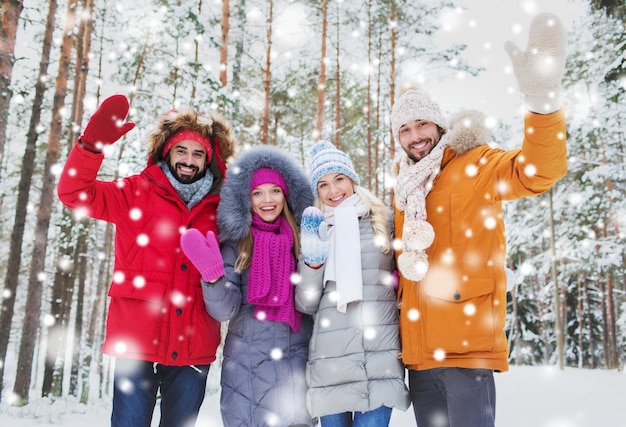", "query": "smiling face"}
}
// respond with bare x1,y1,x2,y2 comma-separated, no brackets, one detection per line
251,183,286,223
398,119,442,162
167,139,208,184
316,172,355,207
